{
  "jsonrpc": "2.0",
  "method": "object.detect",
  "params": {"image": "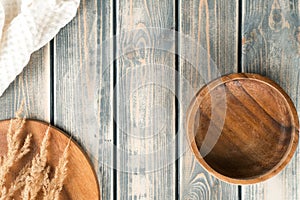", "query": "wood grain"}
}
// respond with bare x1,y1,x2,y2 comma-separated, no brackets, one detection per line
0,46,50,121
242,0,300,199
0,119,99,199
187,73,299,184
116,0,176,199
179,0,239,198
54,0,113,199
